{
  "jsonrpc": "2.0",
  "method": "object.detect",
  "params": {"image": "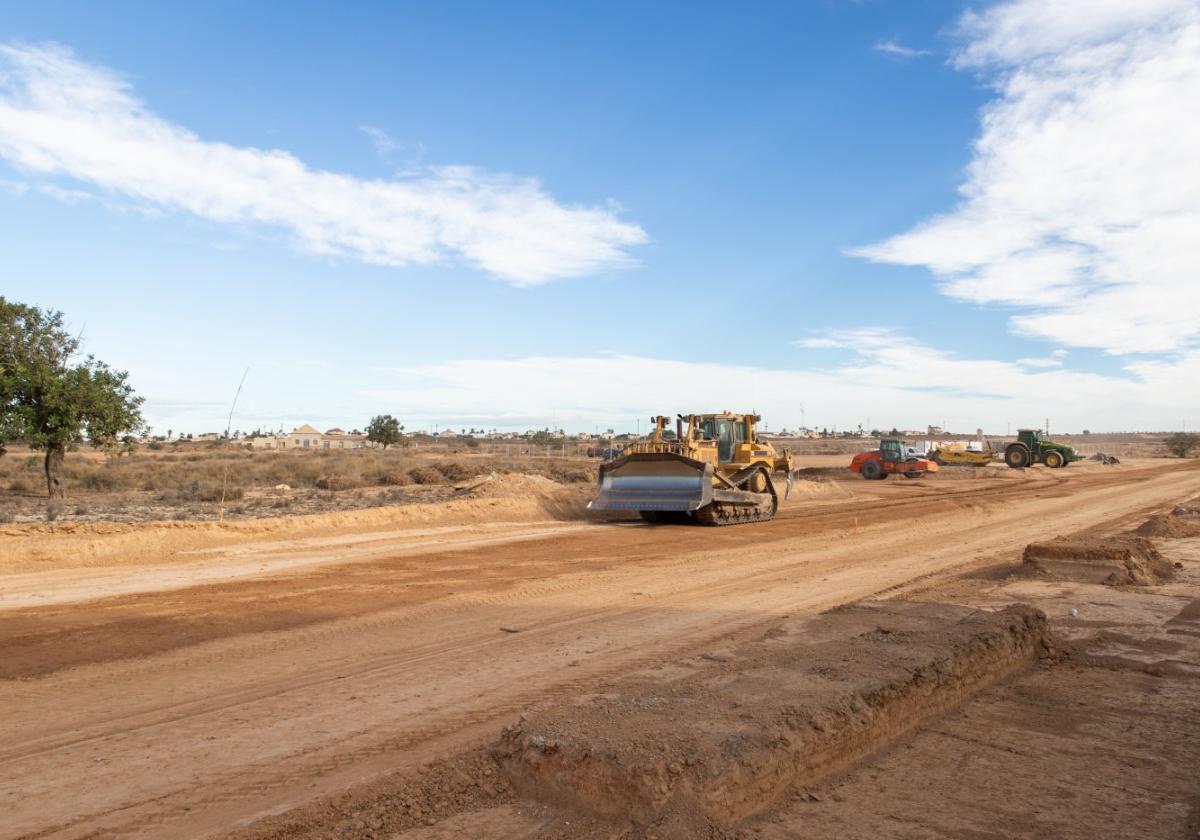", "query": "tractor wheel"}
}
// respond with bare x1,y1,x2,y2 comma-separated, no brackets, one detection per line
1005,444,1031,469
1043,450,1064,468
903,471,924,479
861,460,882,481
